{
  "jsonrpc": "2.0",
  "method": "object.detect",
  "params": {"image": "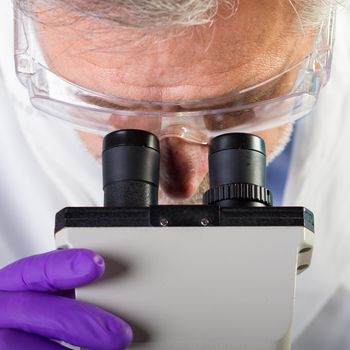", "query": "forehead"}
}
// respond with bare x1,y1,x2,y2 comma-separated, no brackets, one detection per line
33,0,315,101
